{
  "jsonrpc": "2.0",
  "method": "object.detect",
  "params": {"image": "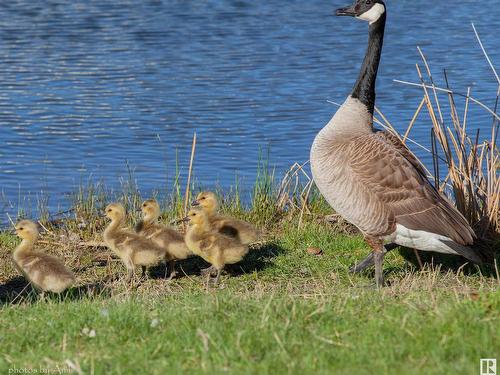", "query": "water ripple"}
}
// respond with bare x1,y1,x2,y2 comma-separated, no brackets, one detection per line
0,0,498,218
